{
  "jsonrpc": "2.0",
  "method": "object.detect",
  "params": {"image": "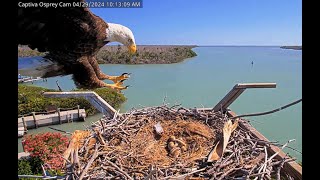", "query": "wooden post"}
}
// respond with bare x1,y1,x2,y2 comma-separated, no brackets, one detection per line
32,112,38,128
77,105,80,119
67,112,70,123
21,139,25,152
21,115,27,132
57,108,62,124
213,83,277,112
